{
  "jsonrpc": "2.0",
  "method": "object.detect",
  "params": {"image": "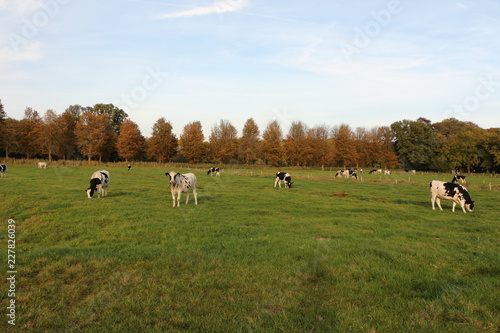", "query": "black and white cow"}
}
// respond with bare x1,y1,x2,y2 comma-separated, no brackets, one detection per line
275,172,292,188
86,170,110,198
451,175,466,184
0,164,6,177
166,171,198,207
430,180,474,213
127,164,132,171
207,167,220,177
335,169,358,179
369,169,382,174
